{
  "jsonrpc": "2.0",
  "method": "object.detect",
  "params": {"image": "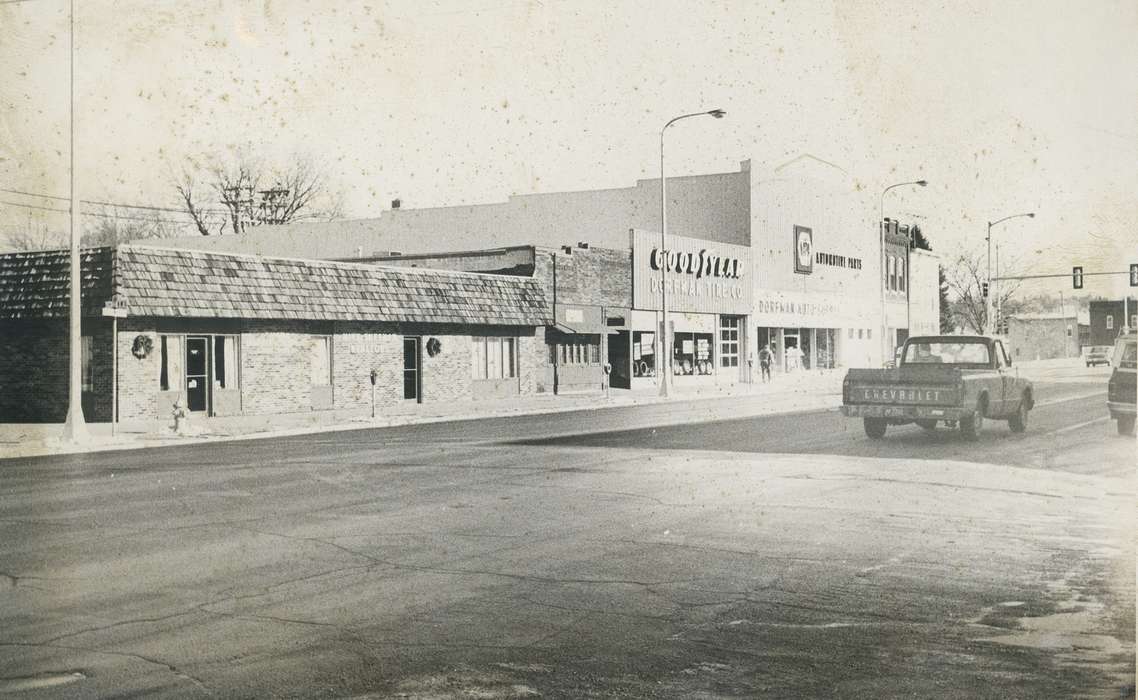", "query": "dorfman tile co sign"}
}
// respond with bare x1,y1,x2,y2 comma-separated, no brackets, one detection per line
630,229,752,315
